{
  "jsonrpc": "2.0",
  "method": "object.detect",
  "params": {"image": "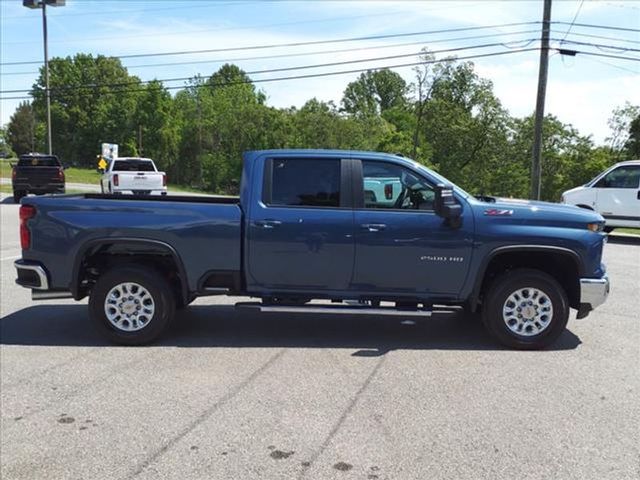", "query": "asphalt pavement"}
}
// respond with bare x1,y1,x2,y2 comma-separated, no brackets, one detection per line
1,193,639,480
